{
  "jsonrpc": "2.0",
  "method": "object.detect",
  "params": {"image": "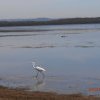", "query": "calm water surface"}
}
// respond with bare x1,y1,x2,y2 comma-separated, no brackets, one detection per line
0,24,100,95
